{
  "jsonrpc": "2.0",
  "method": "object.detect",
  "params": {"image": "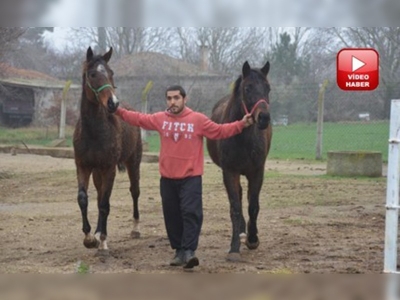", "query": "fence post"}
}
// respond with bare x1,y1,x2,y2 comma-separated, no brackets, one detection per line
59,80,72,140
315,79,328,160
384,99,400,299
141,81,153,142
